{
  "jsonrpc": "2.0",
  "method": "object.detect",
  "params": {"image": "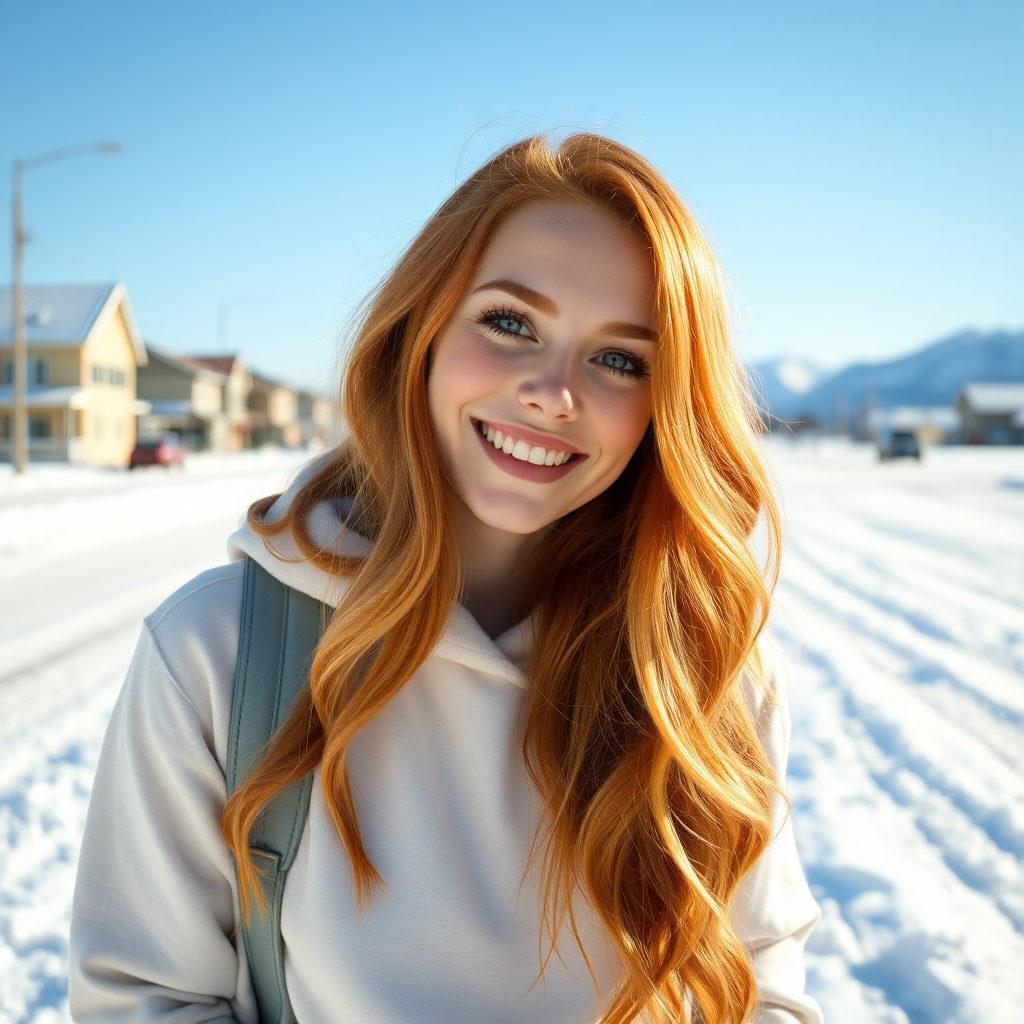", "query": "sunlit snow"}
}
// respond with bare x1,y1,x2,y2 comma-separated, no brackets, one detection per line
1,442,1022,1024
